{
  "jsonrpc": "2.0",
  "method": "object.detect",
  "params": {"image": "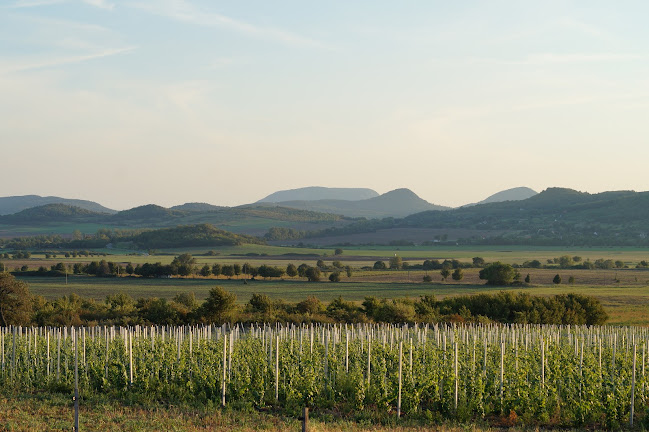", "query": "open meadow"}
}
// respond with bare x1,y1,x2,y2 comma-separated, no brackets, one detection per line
11,245,649,326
